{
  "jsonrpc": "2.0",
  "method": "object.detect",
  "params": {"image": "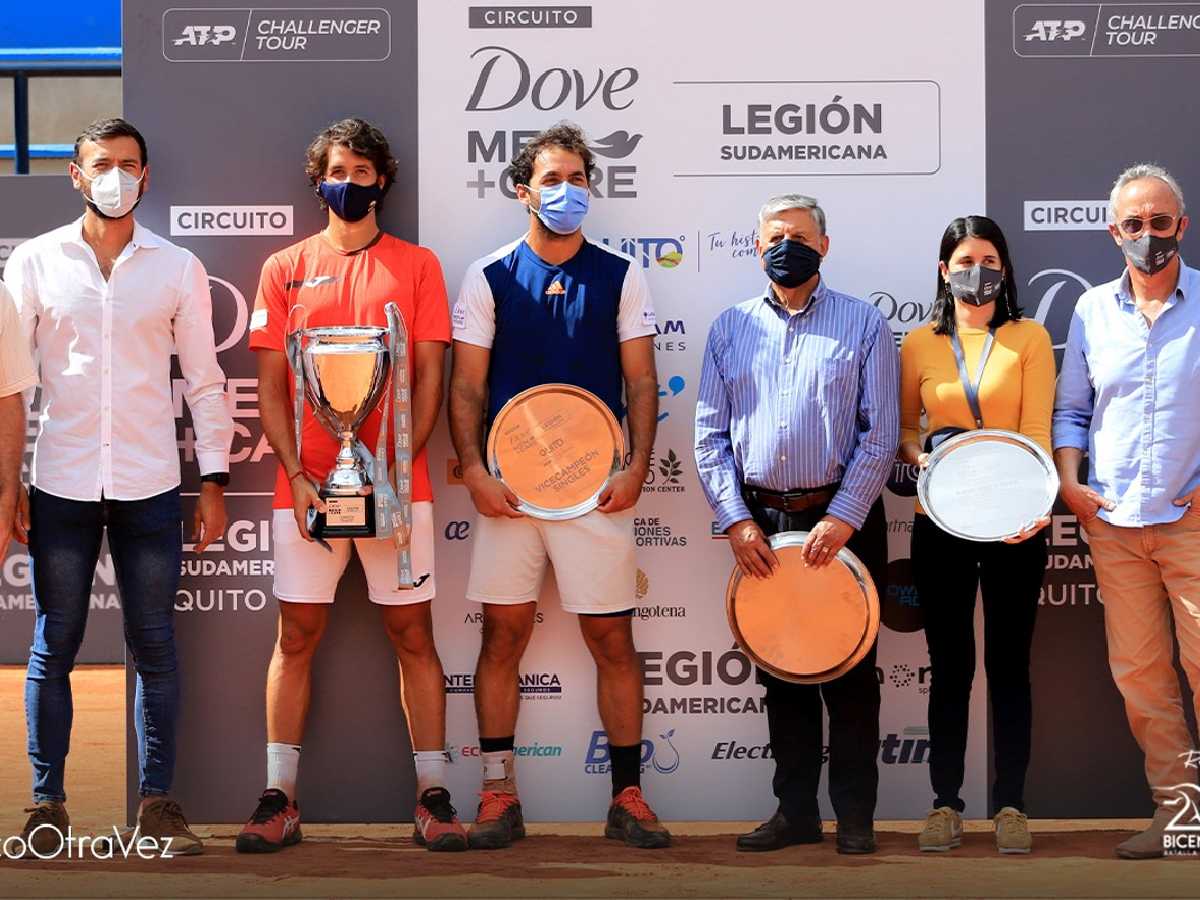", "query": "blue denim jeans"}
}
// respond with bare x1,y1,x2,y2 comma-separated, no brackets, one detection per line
25,486,182,802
